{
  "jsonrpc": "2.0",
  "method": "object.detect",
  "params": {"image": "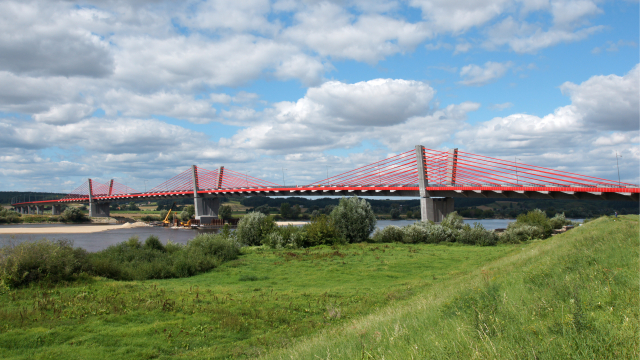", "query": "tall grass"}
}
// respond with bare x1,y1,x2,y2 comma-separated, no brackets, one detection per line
262,215,639,359
0,233,240,288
